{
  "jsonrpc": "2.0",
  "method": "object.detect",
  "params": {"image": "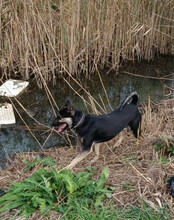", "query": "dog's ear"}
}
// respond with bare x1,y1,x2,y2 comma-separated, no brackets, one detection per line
65,97,73,106
65,97,75,115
